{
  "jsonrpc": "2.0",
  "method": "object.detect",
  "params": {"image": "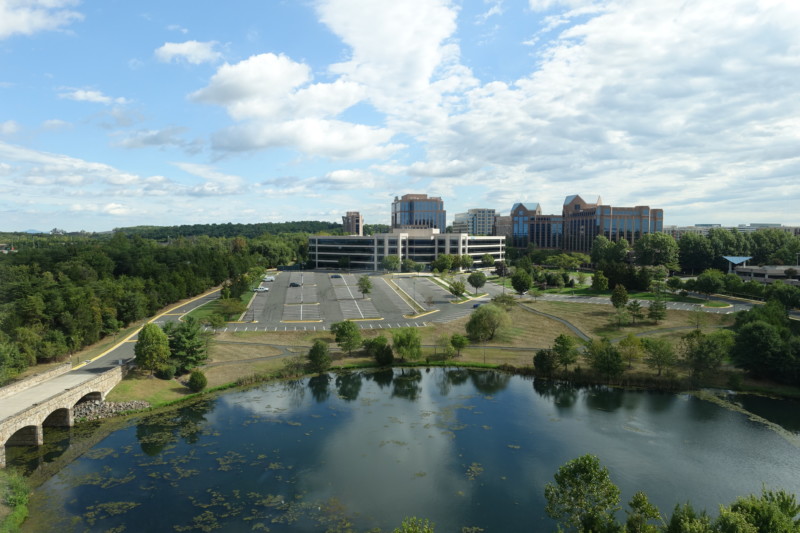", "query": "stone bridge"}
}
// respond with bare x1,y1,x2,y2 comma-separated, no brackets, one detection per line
0,365,129,468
